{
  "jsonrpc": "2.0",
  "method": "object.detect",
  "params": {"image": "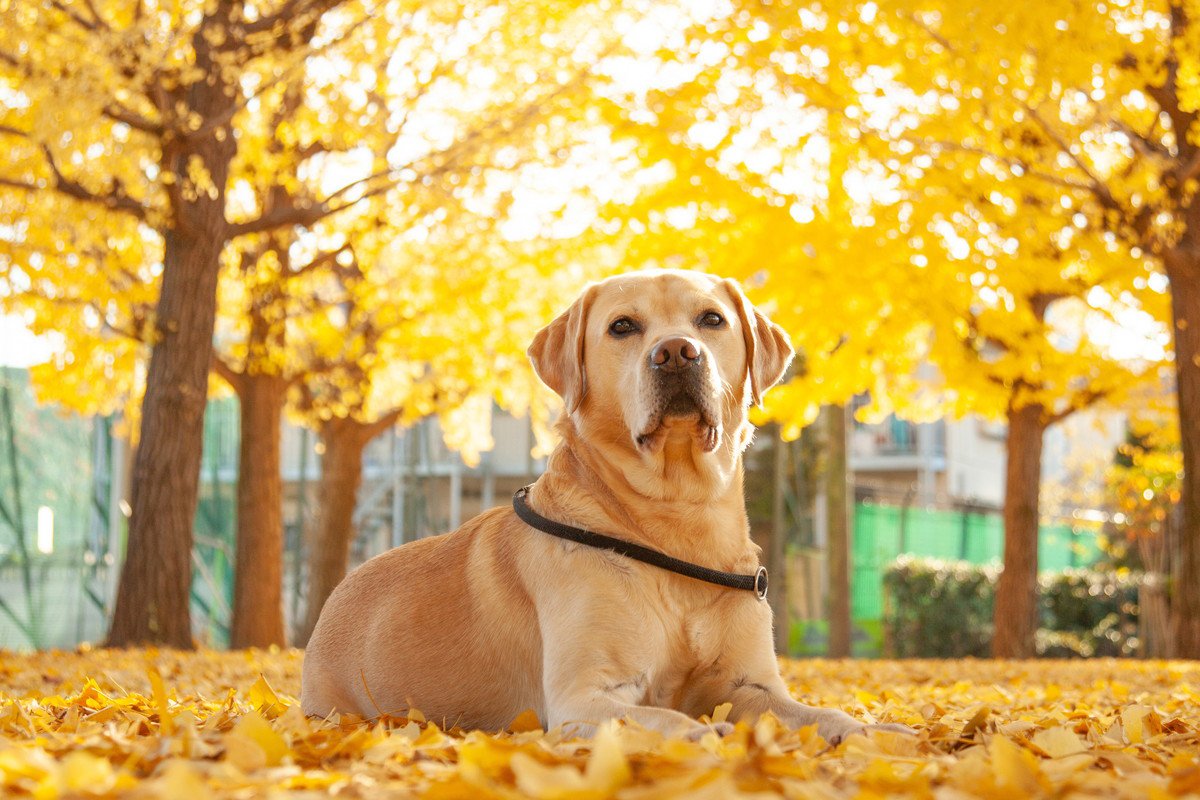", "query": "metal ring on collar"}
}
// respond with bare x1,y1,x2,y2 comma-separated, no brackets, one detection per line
754,566,769,601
